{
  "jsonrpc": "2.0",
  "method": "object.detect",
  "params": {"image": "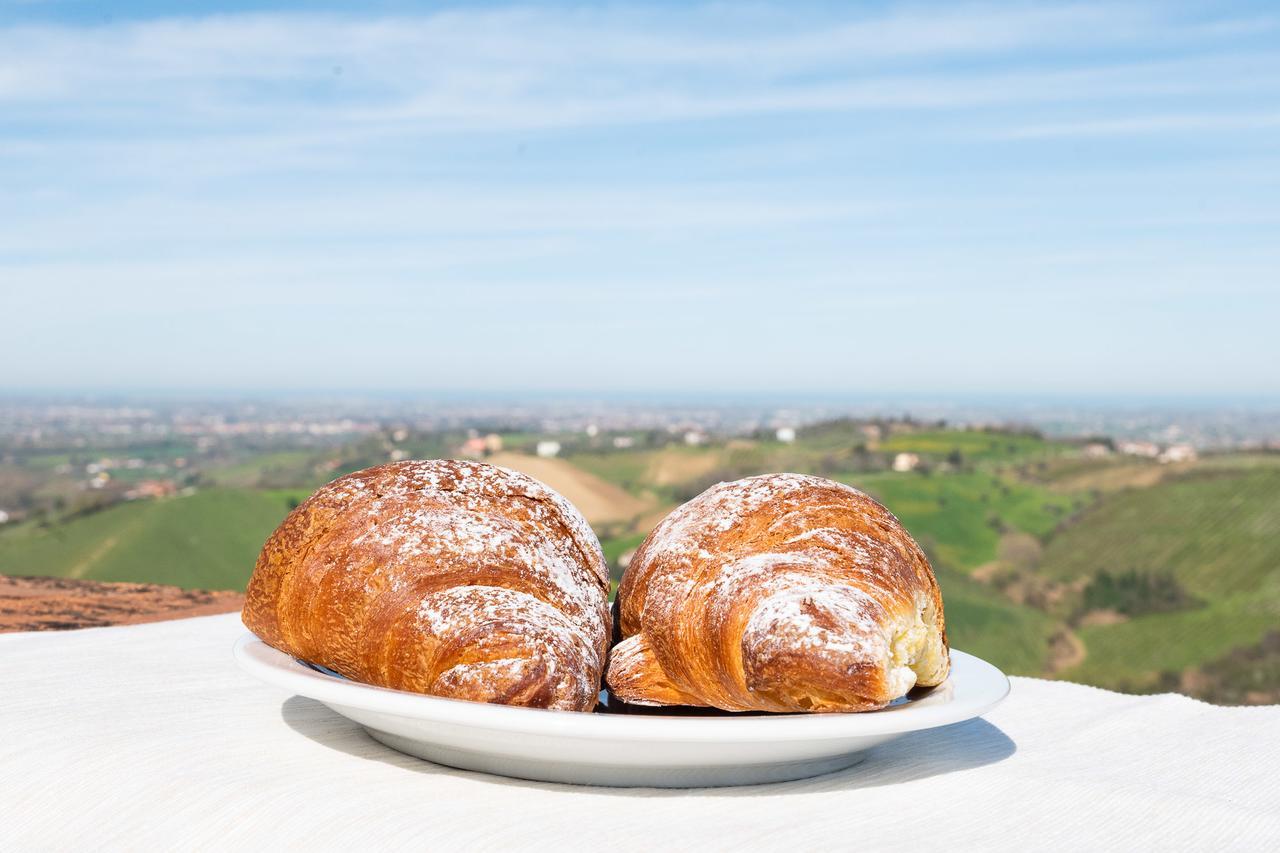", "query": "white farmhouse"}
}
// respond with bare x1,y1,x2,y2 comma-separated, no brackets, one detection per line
1118,441,1160,458
1082,442,1112,459
892,452,920,472
1159,444,1197,464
